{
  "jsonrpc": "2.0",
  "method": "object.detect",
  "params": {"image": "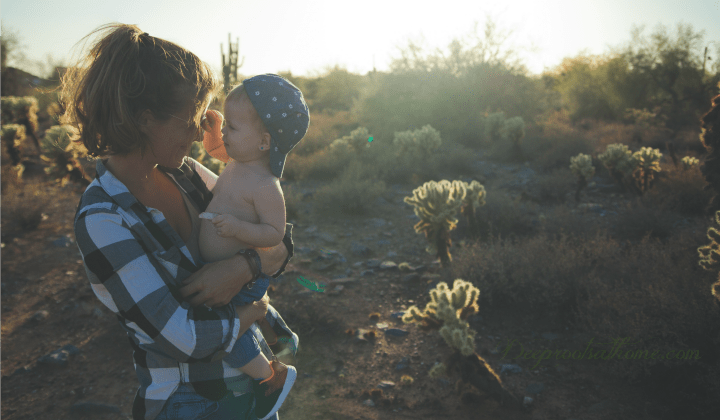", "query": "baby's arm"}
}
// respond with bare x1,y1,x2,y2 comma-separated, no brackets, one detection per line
211,180,286,248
